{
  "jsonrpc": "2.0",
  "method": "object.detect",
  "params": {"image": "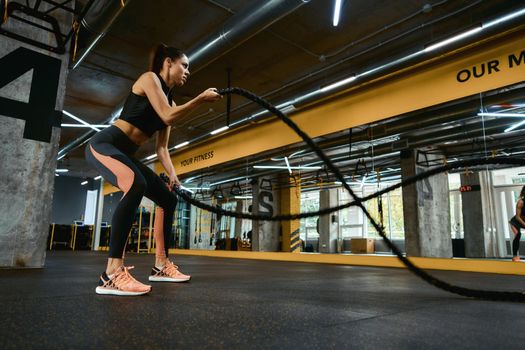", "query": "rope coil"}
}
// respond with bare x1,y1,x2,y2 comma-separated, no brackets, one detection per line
172,87,525,302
